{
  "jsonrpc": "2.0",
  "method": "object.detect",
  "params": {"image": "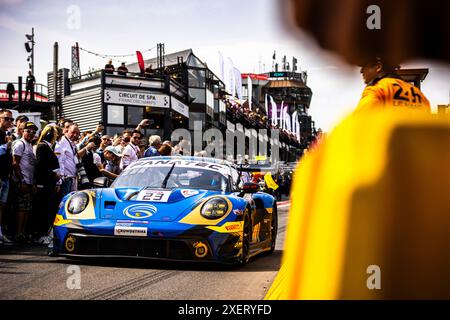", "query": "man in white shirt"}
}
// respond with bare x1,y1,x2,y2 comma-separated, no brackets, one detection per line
121,130,143,170
54,124,80,197
11,121,37,241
